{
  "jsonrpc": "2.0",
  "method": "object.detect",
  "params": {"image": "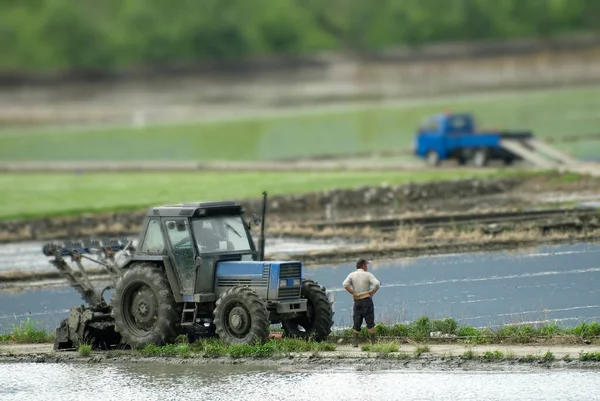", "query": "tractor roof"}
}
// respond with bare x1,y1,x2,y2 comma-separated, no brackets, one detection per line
147,201,244,217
